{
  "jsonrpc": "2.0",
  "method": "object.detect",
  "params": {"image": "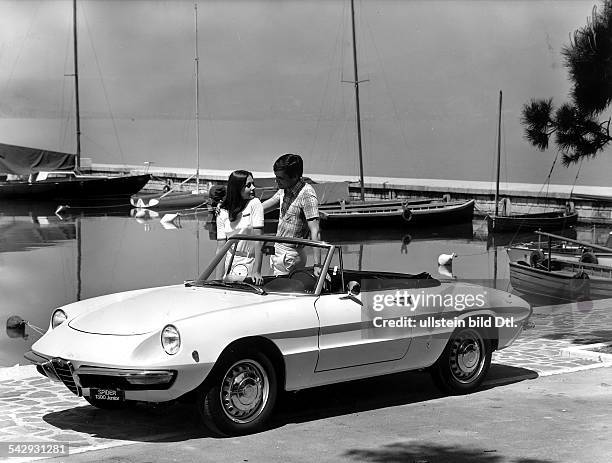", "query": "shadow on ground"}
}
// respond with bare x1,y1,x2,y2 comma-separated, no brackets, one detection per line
542,330,612,345
43,401,208,442
271,364,536,429
42,364,537,442
343,442,555,463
